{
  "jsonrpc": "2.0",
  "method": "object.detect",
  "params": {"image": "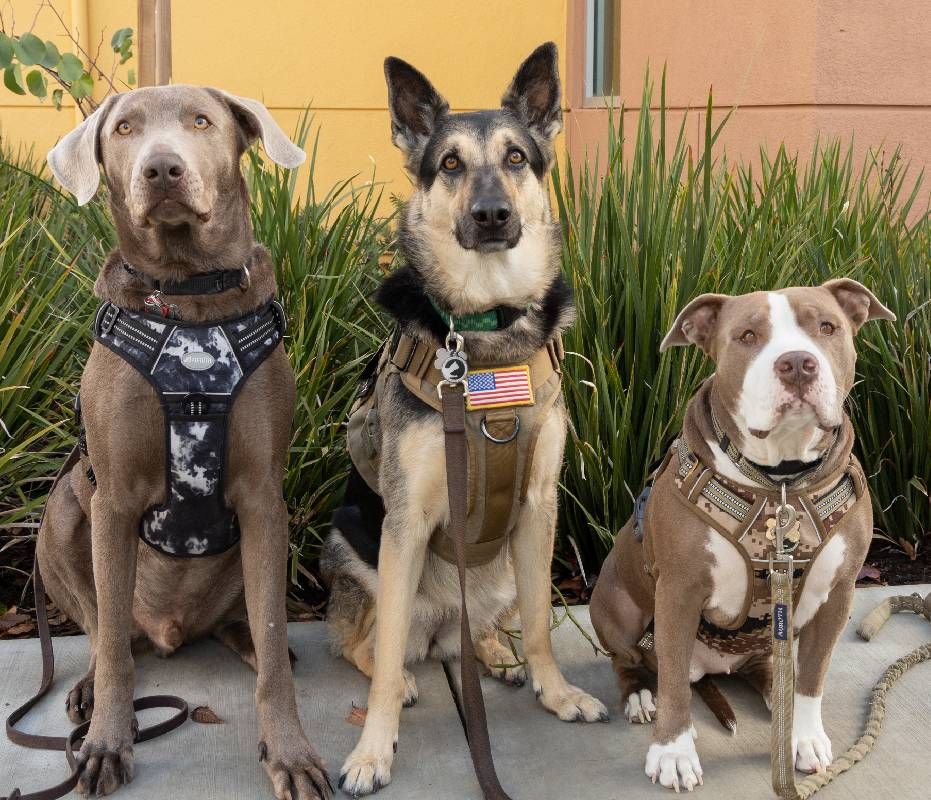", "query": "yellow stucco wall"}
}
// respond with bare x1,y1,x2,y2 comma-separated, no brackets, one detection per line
0,0,568,200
